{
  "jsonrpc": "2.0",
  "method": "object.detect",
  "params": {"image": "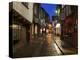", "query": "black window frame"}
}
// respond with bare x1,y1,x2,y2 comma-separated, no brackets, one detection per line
22,2,29,9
